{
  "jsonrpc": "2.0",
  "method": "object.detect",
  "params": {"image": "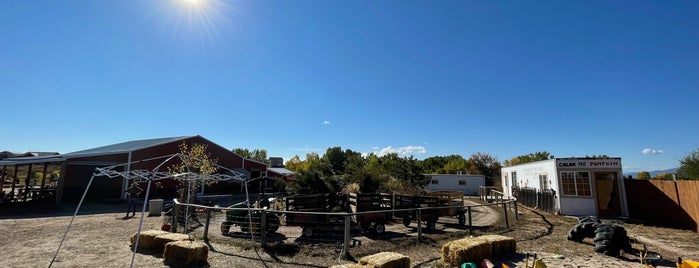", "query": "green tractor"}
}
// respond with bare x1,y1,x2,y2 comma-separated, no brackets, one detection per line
220,198,281,235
